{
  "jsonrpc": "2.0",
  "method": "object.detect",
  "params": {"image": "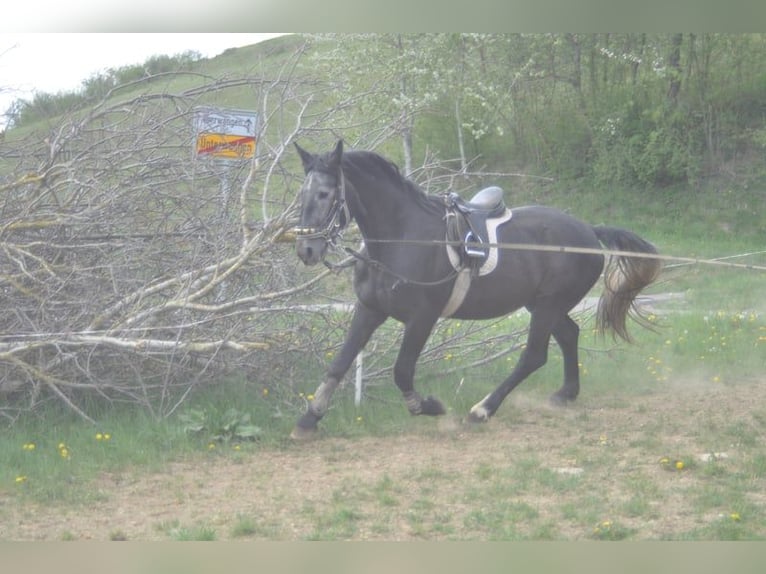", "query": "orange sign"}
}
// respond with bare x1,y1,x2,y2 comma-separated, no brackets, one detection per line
196,133,256,160
194,107,258,161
